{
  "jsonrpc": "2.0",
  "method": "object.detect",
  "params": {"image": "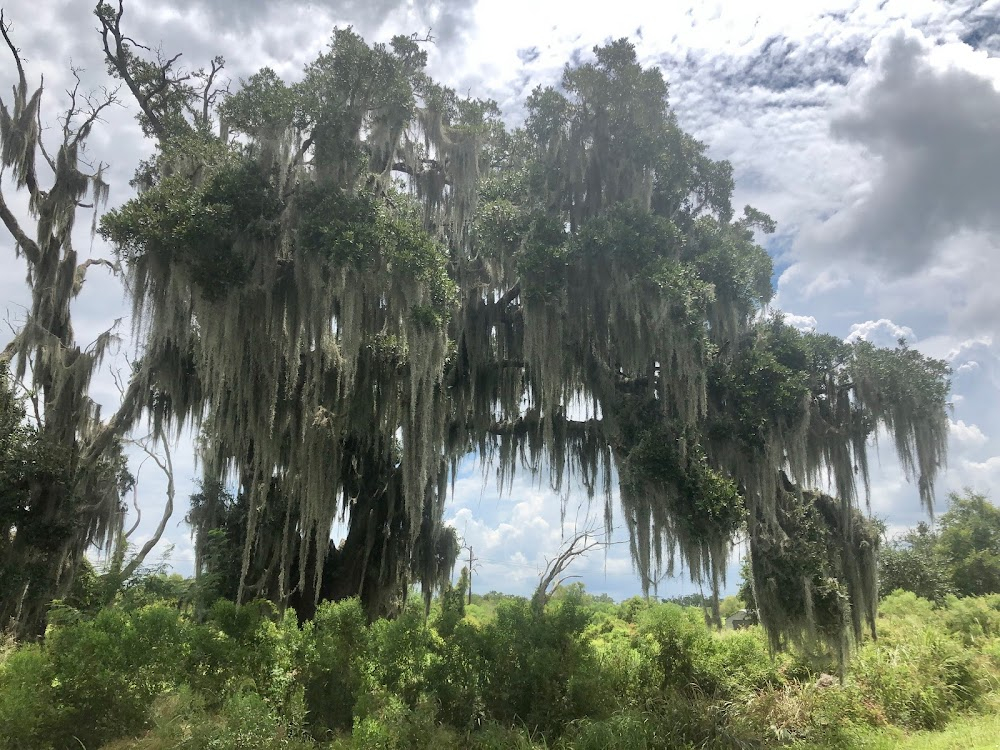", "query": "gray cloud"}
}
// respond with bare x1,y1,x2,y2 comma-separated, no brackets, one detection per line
158,0,476,48
814,27,1000,272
